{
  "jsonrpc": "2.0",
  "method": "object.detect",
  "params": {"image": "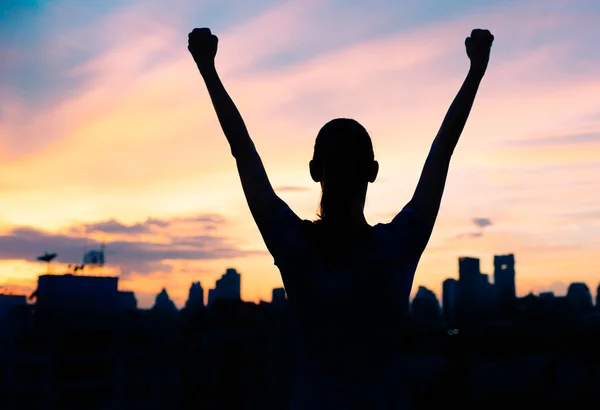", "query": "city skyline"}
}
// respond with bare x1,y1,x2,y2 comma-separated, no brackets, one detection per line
2,0,600,307
3,252,599,310
2,260,597,409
